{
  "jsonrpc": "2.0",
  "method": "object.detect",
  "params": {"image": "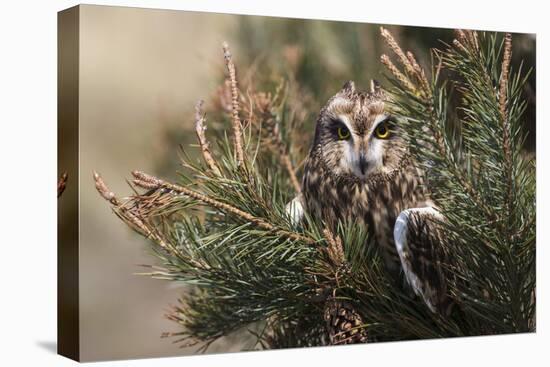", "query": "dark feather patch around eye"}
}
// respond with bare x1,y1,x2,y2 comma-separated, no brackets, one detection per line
329,117,346,128
374,115,397,139
328,118,350,138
